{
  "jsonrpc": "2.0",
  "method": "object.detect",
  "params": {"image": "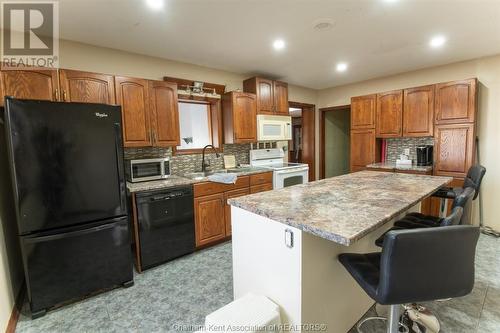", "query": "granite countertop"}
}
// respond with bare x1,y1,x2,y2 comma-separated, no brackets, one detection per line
367,162,433,173
126,175,198,193
126,167,271,193
228,171,452,246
